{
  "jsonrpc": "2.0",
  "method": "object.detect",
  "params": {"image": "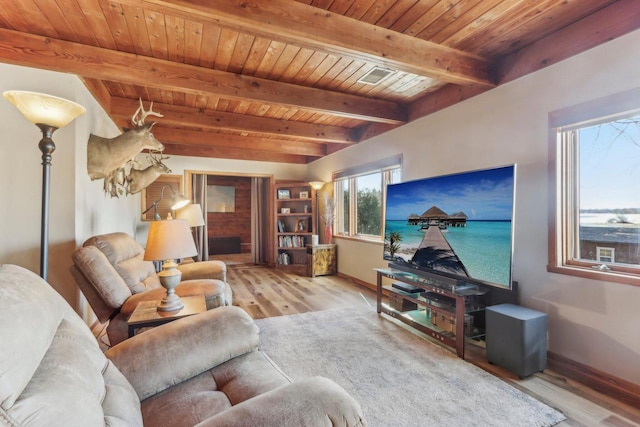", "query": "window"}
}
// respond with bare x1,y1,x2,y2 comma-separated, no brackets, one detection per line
549,89,640,286
596,247,615,263
333,156,402,239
